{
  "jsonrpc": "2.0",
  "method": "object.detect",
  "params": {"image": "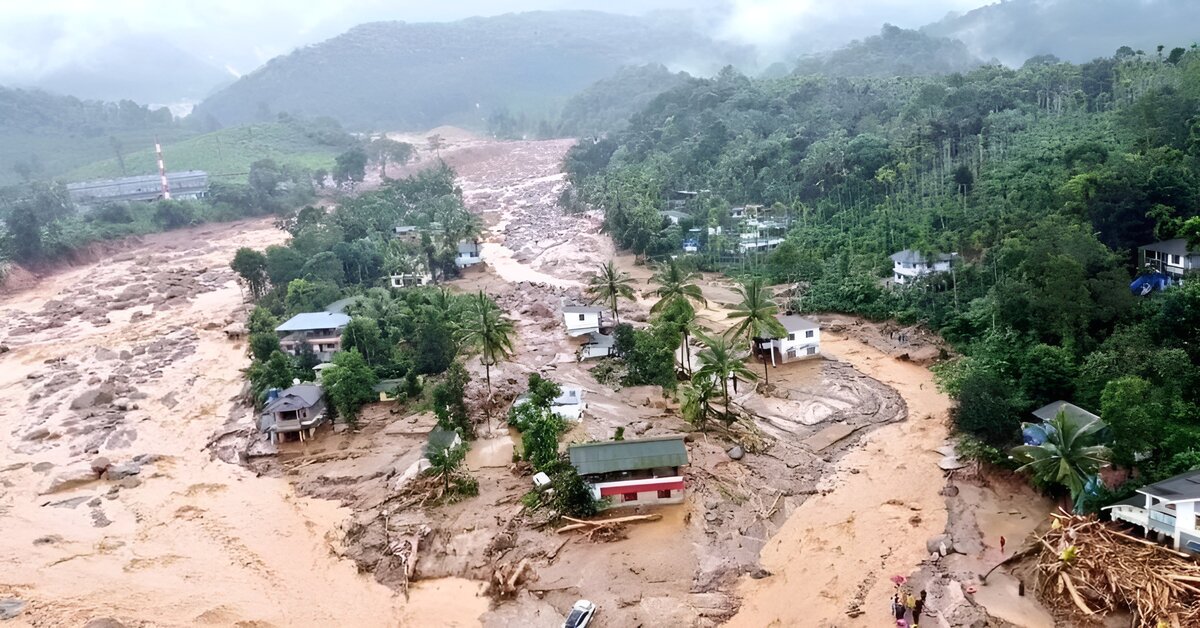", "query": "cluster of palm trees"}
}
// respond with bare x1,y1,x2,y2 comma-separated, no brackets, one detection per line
583,258,789,431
